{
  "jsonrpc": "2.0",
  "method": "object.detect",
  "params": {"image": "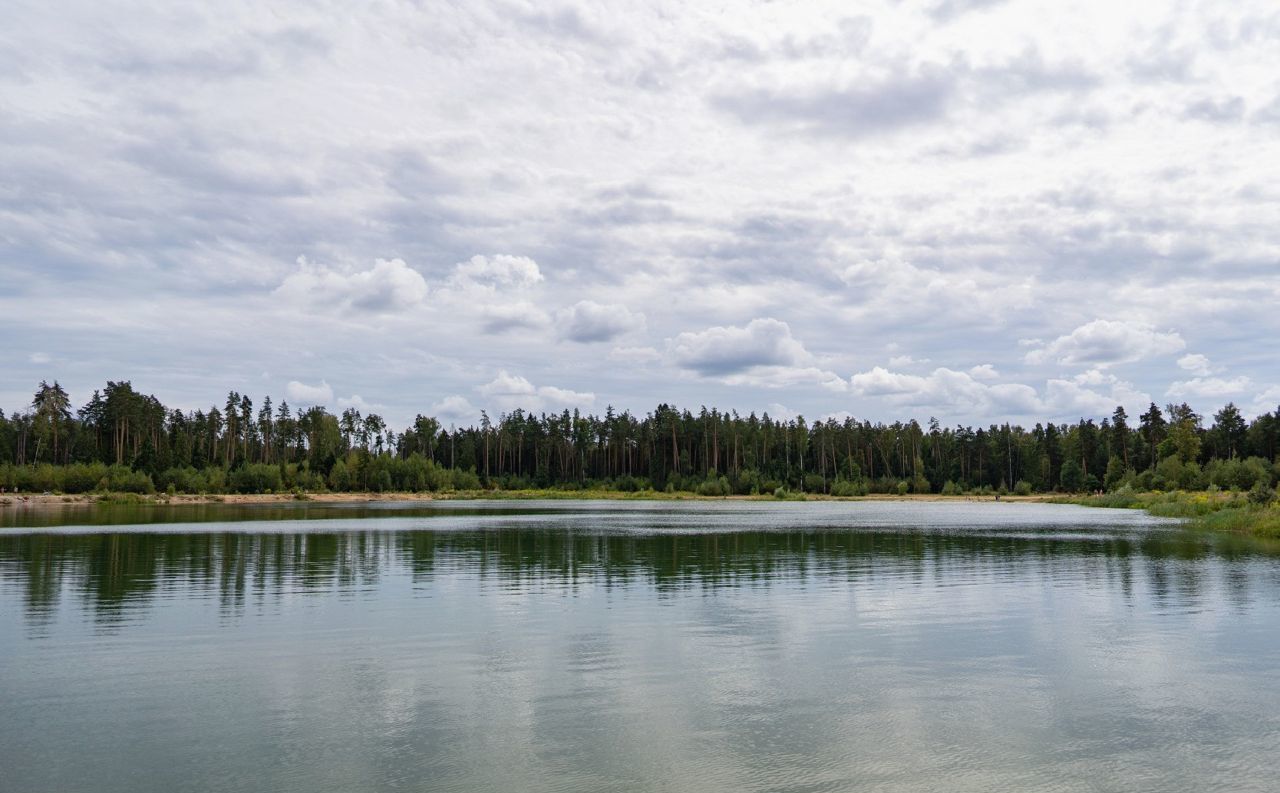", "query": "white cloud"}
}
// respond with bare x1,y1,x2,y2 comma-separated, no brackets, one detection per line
848,365,1149,420
29,352,50,364
1249,386,1280,417
1024,320,1185,367
722,365,848,392
765,402,797,421
1072,368,1111,387
1177,353,1213,377
431,395,478,425
477,370,594,413
839,259,1035,320
555,300,645,343
849,367,929,397
850,366,1041,414
285,379,333,405
337,394,380,413
1166,376,1253,399
968,364,999,380
275,257,428,312
1042,376,1149,417
668,318,810,376
480,301,549,333
447,255,543,291
889,354,930,367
